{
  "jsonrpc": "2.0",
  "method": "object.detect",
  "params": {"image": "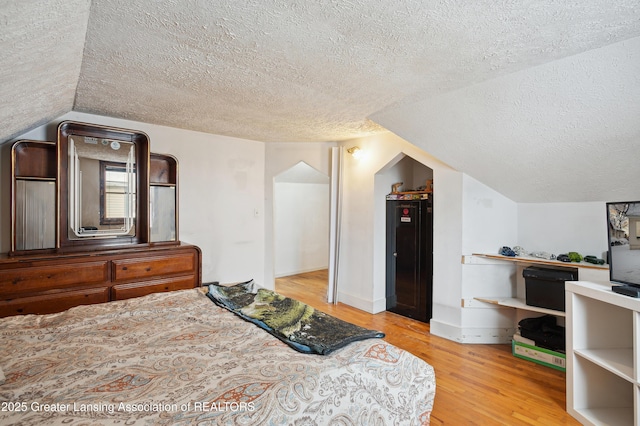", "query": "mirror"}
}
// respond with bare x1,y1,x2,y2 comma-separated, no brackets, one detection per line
150,186,176,242
15,180,56,249
67,134,136,240
58,121,151,250
149,153,178,243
